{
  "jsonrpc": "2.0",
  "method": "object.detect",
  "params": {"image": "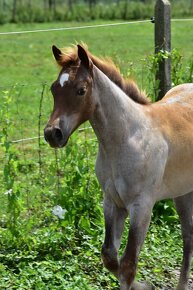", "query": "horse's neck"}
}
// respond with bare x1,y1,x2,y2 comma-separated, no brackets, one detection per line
90,67,147,149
